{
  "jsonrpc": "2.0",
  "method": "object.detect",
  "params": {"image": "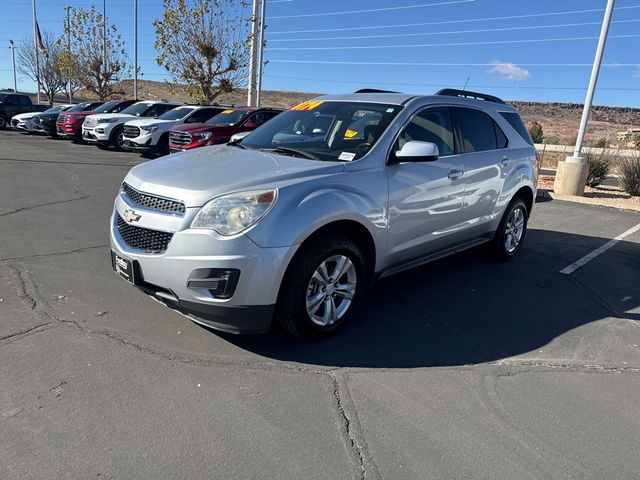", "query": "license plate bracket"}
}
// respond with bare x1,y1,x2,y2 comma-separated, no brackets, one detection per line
111,250,135,285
